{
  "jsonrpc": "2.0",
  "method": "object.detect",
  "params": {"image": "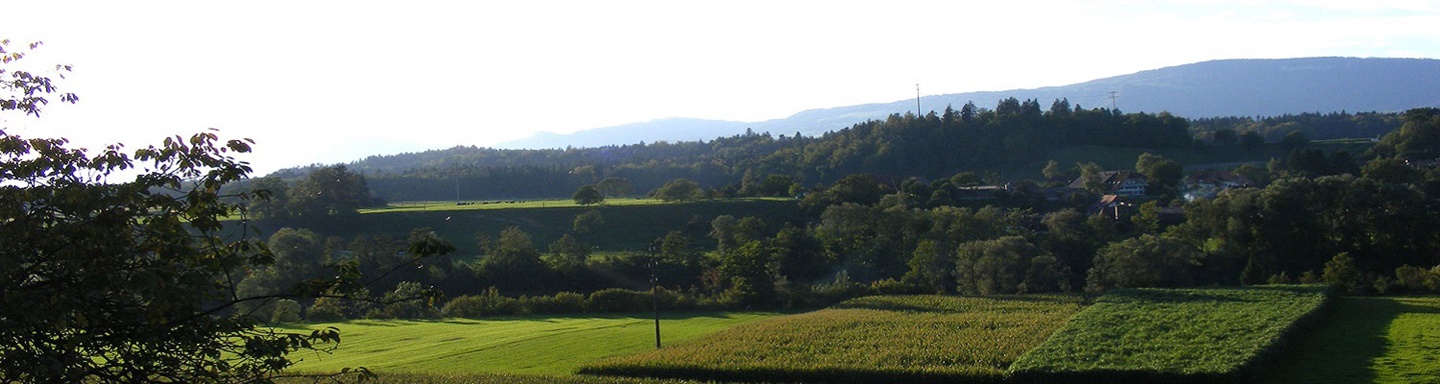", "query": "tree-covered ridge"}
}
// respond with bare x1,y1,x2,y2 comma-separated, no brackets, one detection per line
292,98,1217,201
277,101,1405,203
